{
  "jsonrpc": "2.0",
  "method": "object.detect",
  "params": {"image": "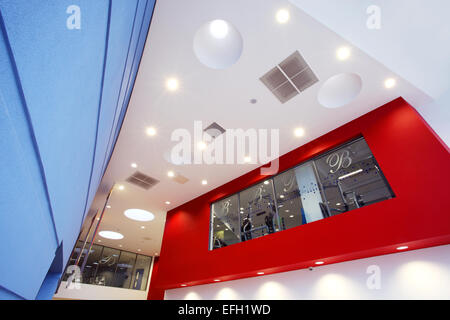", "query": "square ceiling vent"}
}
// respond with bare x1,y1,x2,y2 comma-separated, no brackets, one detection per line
260,51,318,103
